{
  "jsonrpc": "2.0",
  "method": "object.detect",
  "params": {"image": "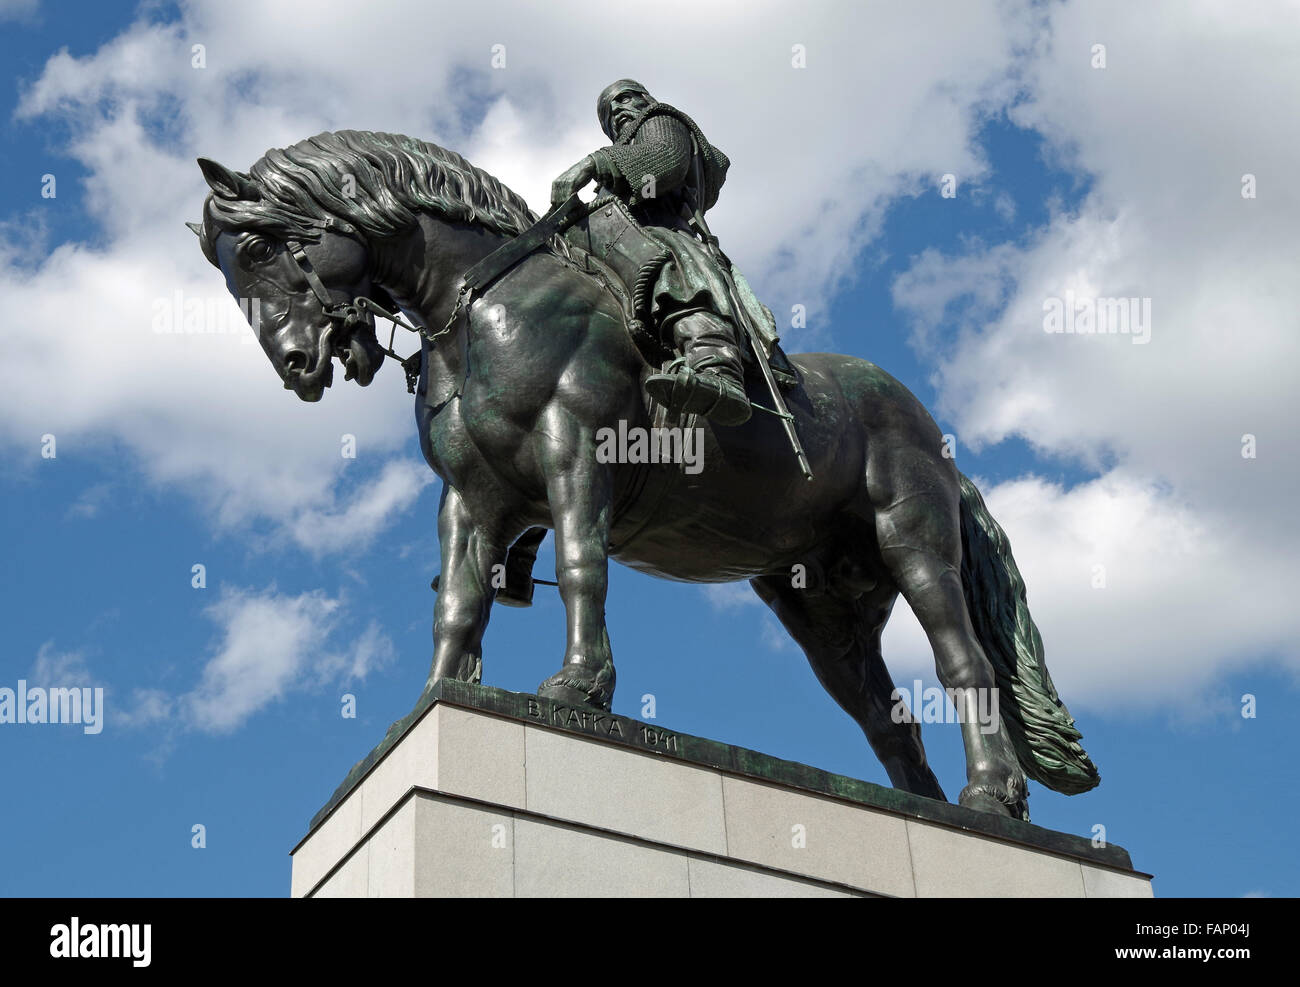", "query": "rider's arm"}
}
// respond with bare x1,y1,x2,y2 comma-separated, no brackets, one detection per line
591,114,692,199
